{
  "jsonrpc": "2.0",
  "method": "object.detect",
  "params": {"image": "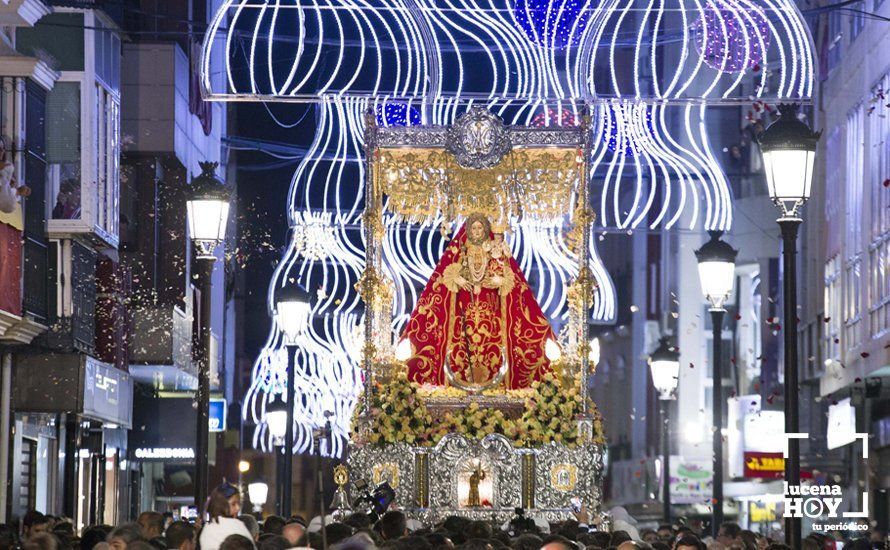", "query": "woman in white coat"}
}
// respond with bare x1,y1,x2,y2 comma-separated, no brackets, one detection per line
198,484,254,550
